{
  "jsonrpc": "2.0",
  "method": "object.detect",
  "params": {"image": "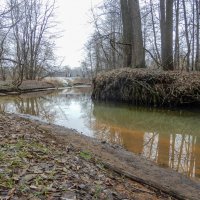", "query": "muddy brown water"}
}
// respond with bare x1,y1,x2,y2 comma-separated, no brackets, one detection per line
0,87,200,180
